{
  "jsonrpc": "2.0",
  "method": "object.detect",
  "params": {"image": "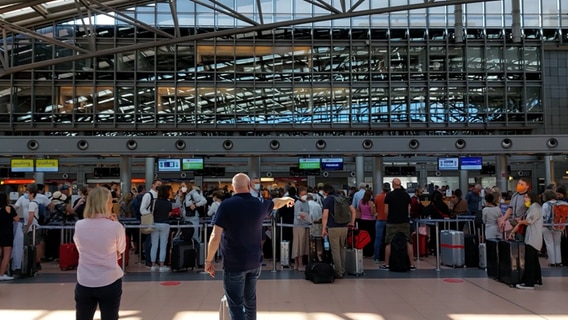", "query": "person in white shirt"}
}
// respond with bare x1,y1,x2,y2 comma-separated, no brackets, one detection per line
14,194,29,220
184,184,207,240
207,190,224,219
140,179,161,267
11,194,29,271
25,184,42,271
74,186,126,320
